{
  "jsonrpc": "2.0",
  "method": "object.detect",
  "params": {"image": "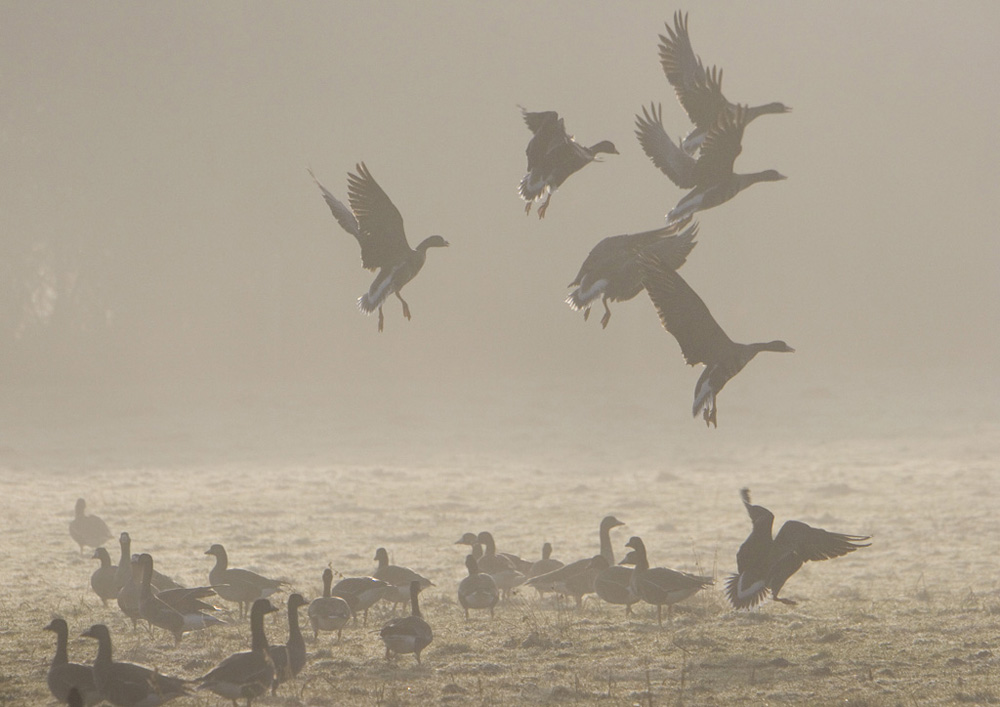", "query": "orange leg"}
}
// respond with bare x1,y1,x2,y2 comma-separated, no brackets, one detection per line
600,295,612,329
